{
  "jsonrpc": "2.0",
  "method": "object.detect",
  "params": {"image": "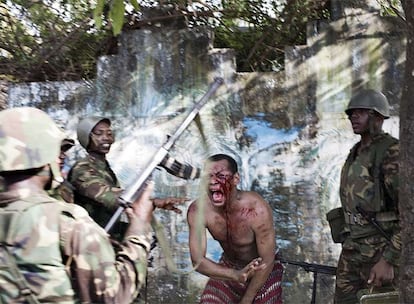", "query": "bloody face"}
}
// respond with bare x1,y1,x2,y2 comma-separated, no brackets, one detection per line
88,120,114,155
347,108,371,135
206,159,237,207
